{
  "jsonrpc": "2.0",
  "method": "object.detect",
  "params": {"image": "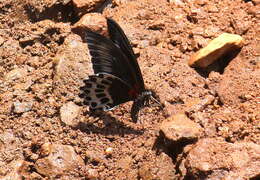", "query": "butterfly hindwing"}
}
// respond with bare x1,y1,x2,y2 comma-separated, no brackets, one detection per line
80,73,133,110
